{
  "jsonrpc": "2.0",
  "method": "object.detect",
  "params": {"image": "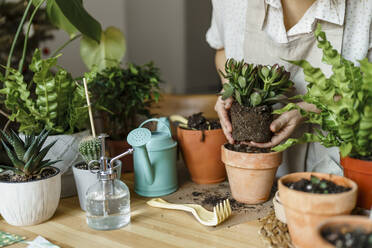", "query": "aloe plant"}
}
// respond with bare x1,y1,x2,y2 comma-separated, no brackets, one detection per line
221,59,294,107
0,129,59,178
273,24,372,158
